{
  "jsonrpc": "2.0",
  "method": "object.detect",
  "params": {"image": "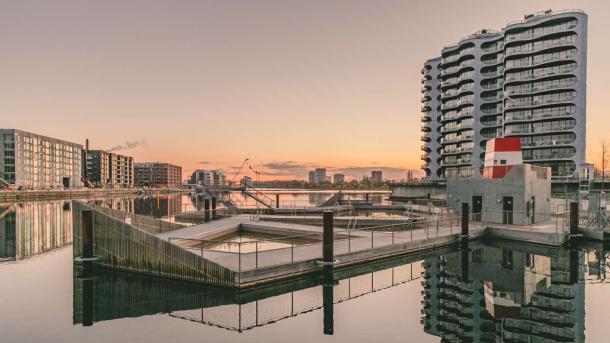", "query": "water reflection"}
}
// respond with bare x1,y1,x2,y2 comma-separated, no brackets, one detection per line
422,240,585,342
72,240,601,341
73,254,424,332
0,201,72,260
